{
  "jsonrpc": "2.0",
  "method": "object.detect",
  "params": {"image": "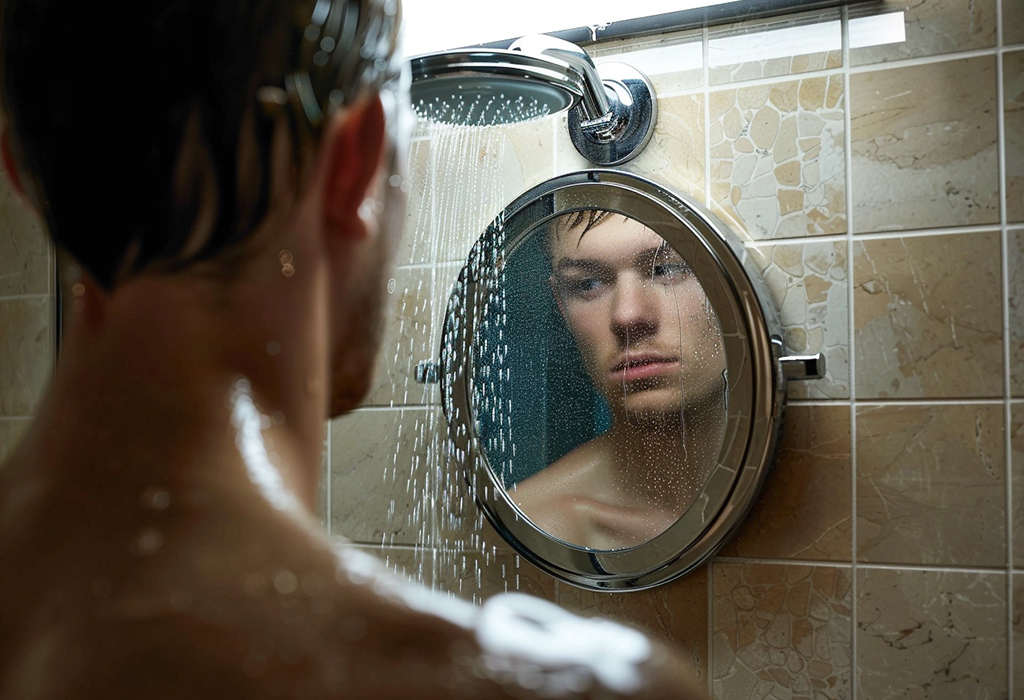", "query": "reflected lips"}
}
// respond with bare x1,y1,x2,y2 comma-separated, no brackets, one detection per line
611,355,679,382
